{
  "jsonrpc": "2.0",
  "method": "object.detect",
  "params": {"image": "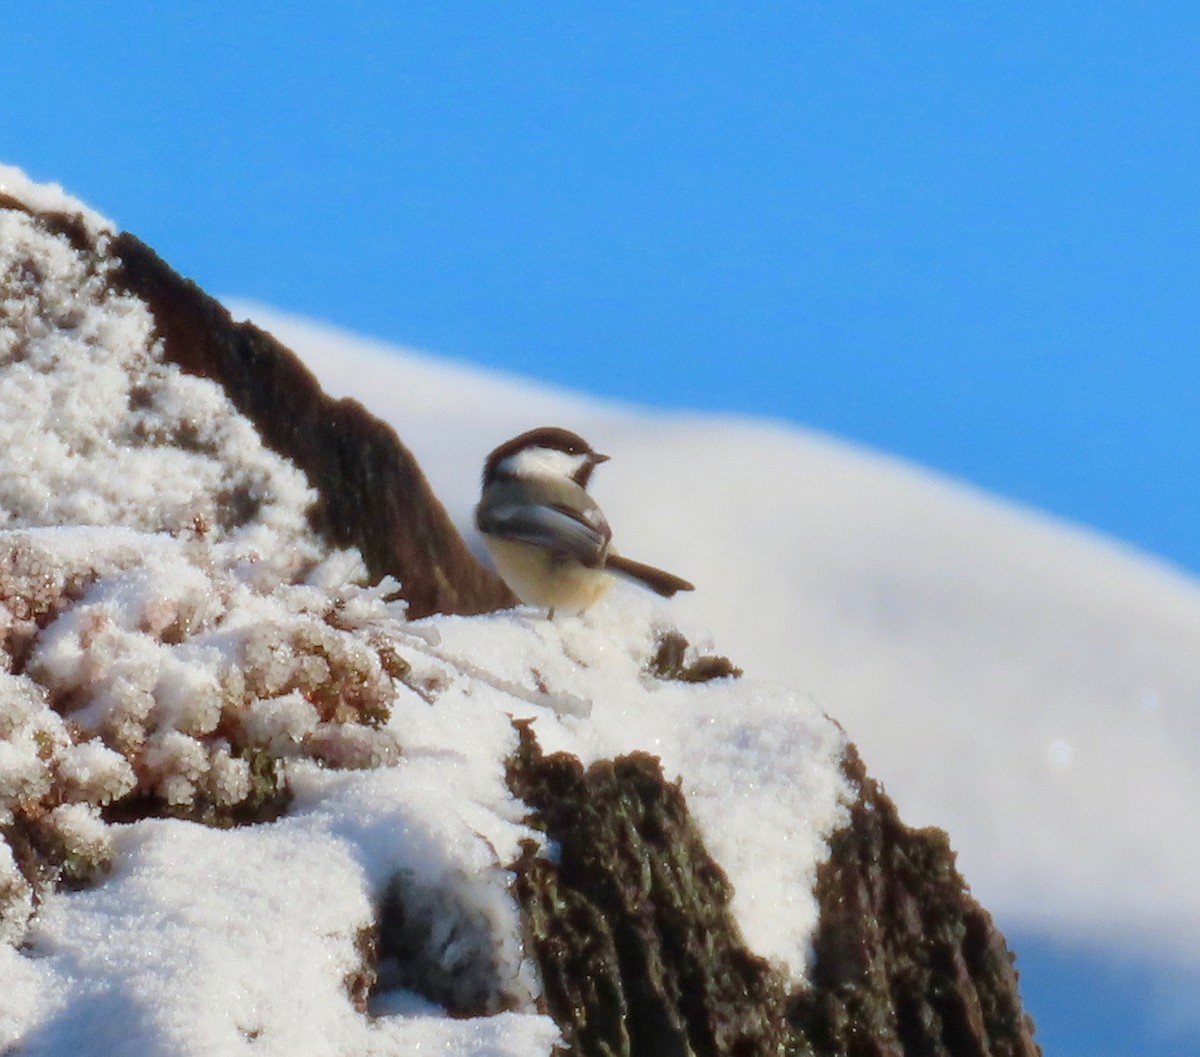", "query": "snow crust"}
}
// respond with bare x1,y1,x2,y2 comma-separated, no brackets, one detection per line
0,168,851,1056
